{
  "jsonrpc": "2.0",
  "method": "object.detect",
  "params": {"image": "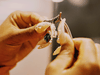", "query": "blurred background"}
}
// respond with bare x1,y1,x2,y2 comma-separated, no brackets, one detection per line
0,0,100,75
0,0,53,75
52,0,100,60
